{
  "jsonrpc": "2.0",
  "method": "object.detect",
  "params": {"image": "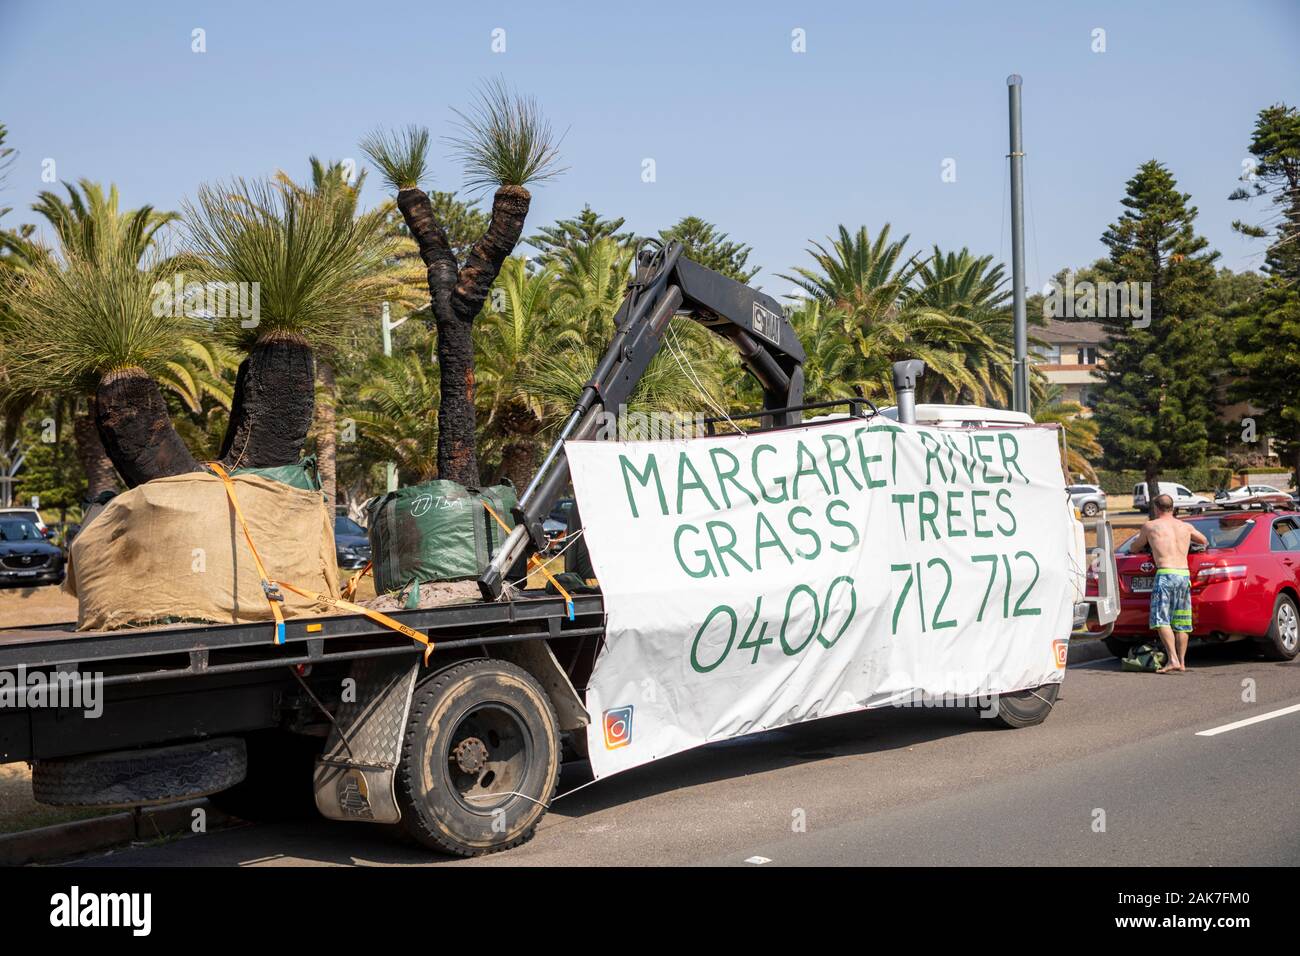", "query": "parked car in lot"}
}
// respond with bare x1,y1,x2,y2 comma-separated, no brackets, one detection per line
1214,484,1293,510
0,515,65,587
333,515,371,570
1067,483,1107,517
0,507,51,538
542,497,577,553
1132,481,1212,514
1097,510,1300,661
